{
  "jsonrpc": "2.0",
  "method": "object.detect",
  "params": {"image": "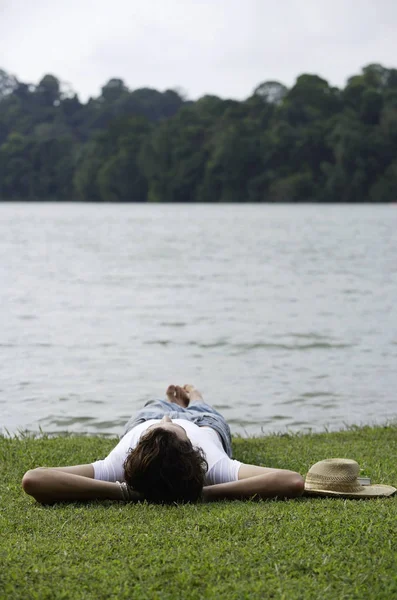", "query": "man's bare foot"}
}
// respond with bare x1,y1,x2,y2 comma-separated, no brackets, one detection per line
183,384,203,403
166,385,190,408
